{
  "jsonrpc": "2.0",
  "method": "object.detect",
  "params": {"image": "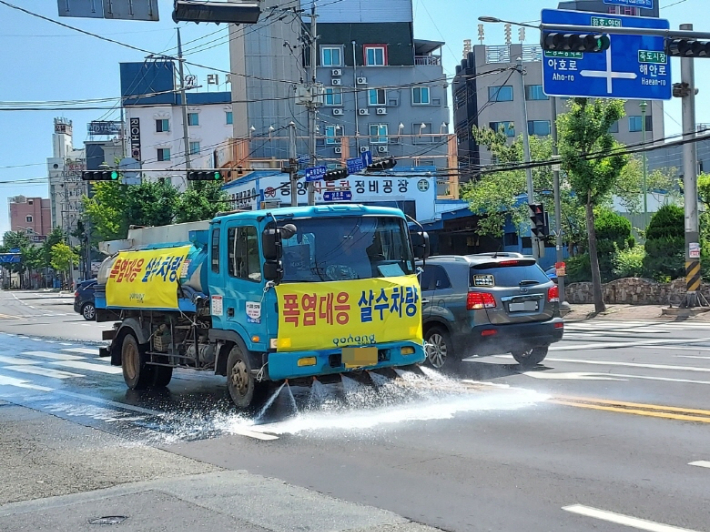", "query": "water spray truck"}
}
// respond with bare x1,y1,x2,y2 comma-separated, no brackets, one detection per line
95,204,430,409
